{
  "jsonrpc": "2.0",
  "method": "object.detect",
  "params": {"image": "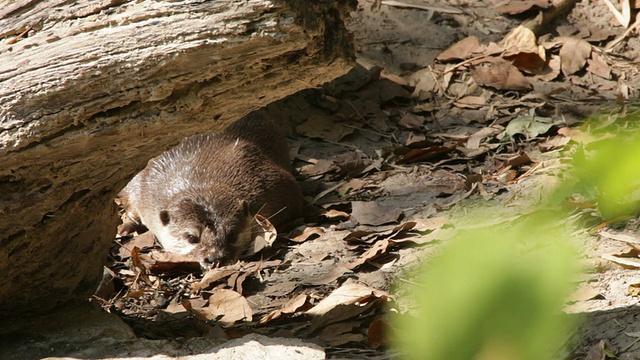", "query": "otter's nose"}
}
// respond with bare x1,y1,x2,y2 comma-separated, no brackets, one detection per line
202,252,224,268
